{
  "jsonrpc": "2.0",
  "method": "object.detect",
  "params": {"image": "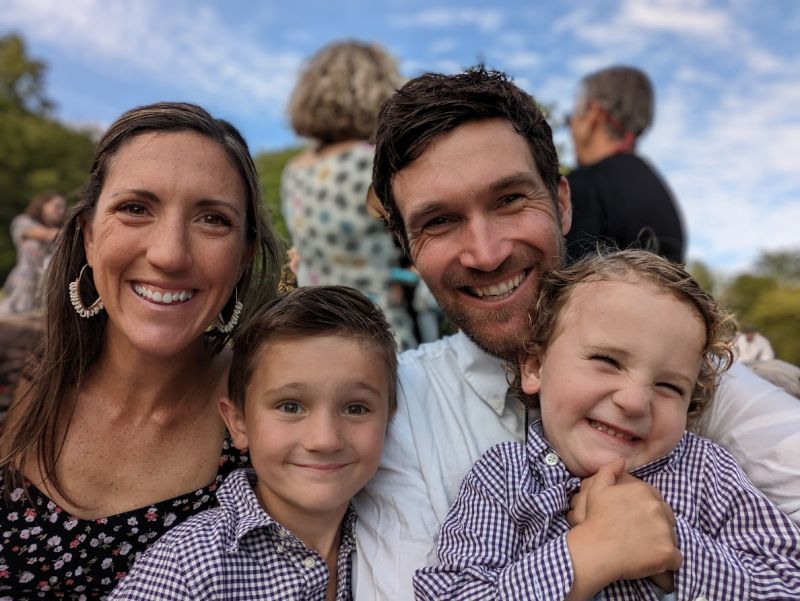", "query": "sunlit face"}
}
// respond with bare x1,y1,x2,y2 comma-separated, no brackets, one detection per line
521,278,706,477
42,195,67,227
392,119,572,359
83,131,250,359
221,335,390,526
